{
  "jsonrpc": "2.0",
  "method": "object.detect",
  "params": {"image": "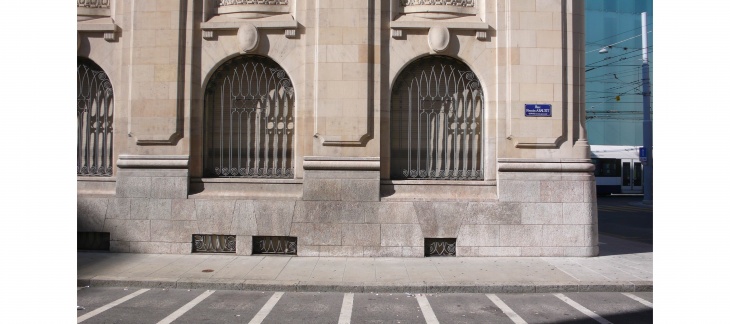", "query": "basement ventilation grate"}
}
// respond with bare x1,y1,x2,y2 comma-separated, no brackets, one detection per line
78,232,110,251
253,236,297,255
425,238,456,257
192,234,236,253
